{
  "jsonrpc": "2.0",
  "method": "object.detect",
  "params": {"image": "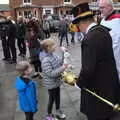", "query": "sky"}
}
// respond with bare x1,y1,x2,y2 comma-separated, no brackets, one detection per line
0,0,9,4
